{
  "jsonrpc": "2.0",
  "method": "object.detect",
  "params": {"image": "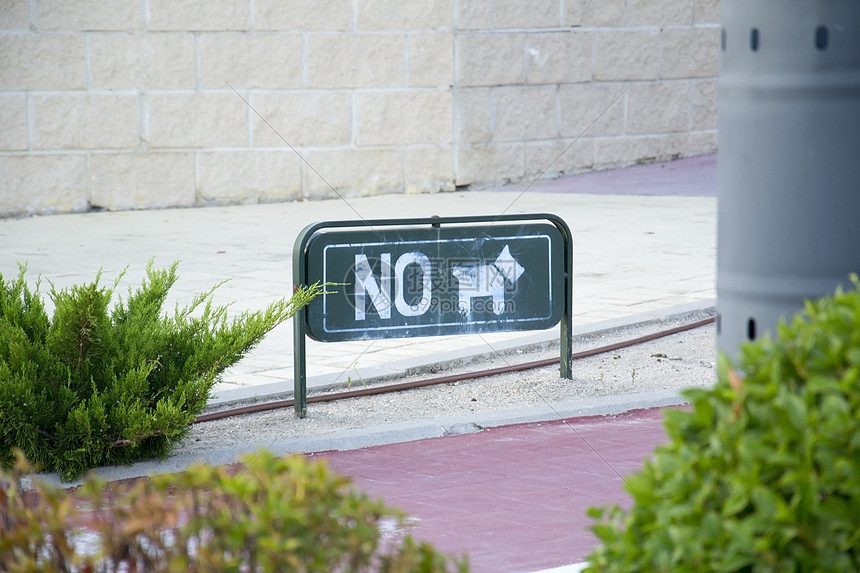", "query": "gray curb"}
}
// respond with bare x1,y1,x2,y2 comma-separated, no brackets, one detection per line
34,388,691,490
